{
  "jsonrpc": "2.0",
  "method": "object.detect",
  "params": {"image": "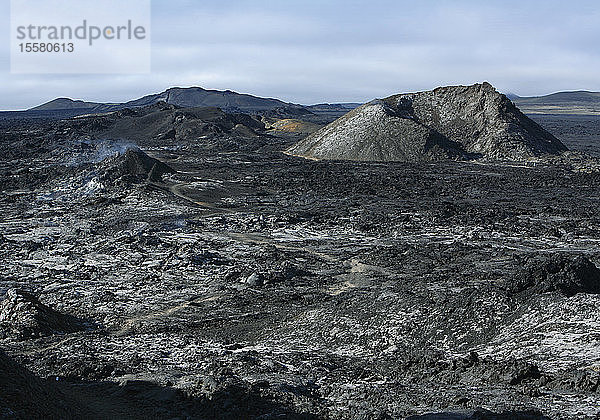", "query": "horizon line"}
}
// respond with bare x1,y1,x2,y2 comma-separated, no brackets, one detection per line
2,84,600,112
